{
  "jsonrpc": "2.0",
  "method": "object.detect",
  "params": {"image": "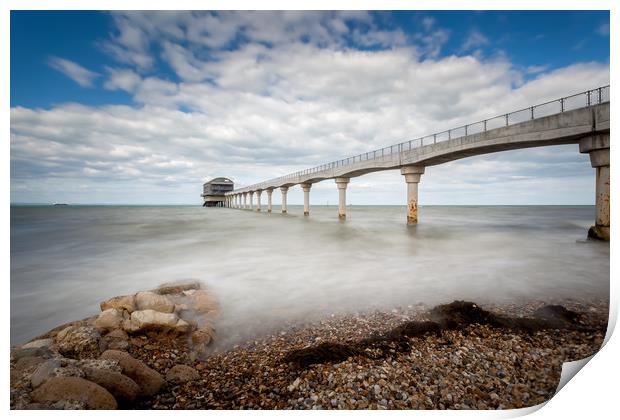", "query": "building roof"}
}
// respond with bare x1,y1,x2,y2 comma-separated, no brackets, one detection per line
204,177,233,185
